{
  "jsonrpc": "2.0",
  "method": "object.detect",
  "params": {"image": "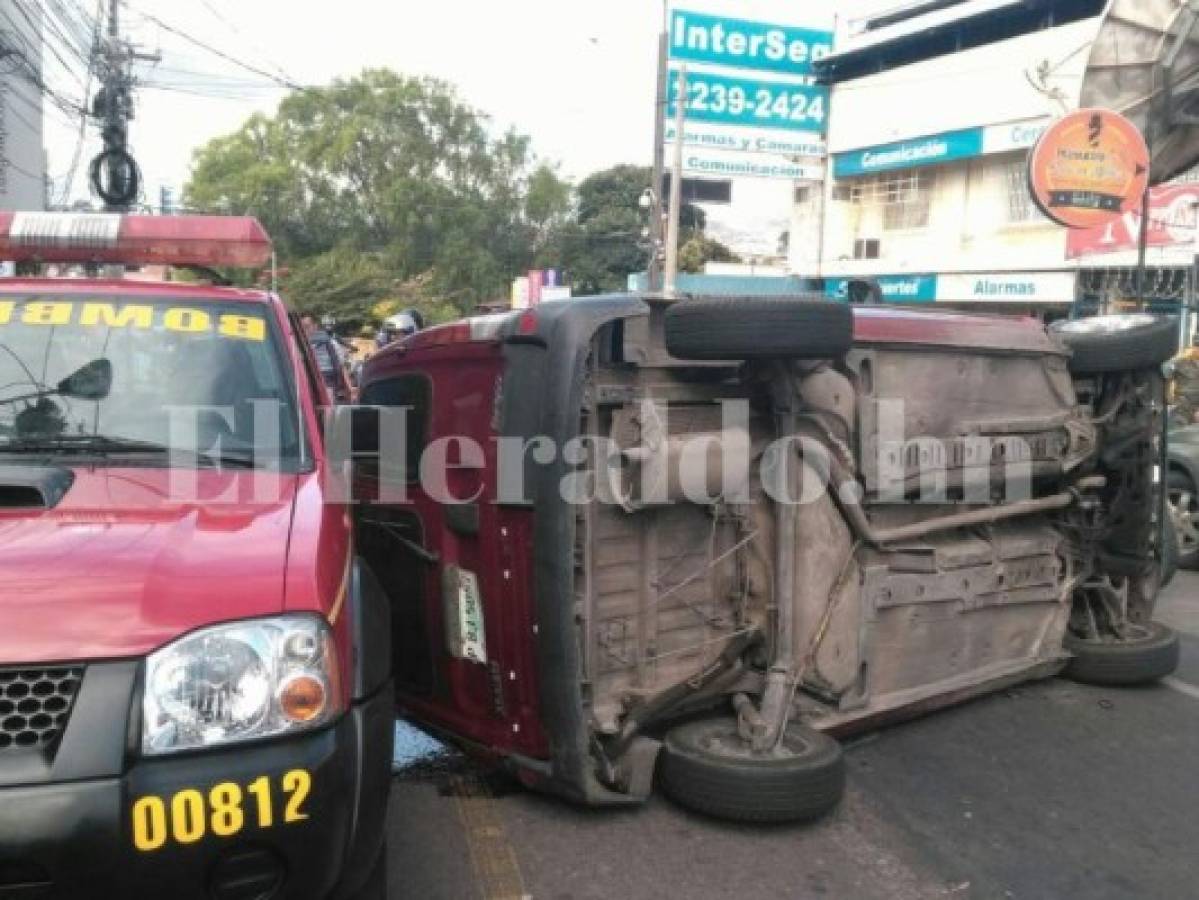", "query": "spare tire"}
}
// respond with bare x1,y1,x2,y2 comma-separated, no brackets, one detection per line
657,716,845,824
1062,622,1180,686
665,297,852,361
1049,314,1177,374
